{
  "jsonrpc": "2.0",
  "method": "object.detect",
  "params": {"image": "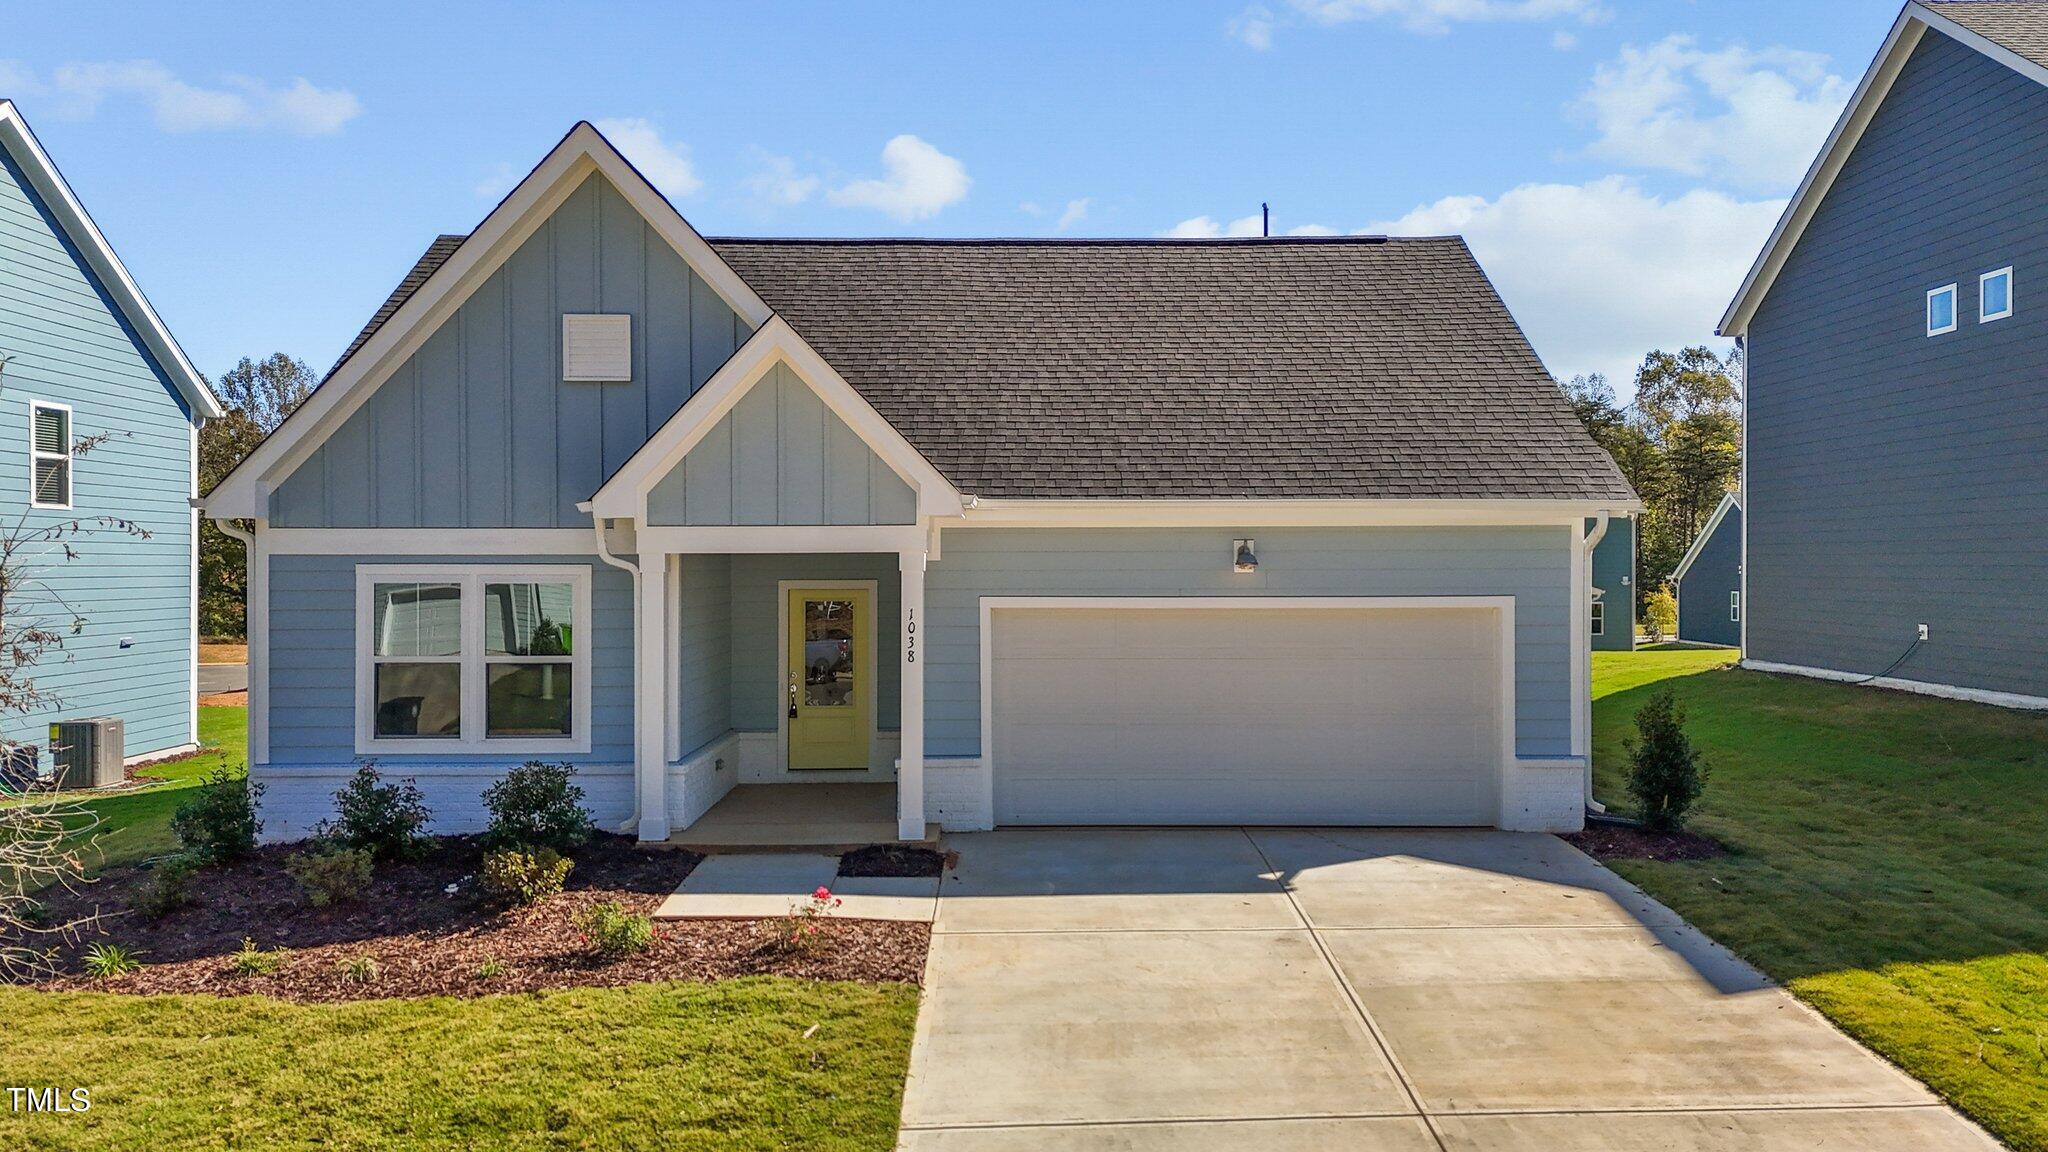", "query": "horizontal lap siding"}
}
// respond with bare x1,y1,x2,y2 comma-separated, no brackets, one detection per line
677,553,731,756
1747,31,2048,697
1678,509,1742,647
922,526,1572,758
0,147,193,761
1589,516,1635,650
